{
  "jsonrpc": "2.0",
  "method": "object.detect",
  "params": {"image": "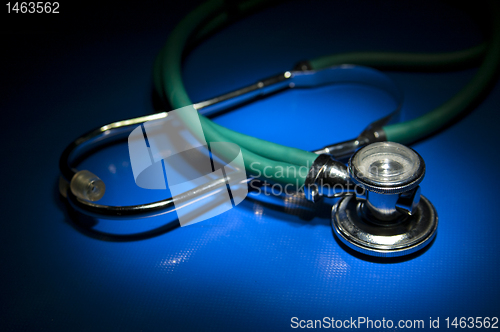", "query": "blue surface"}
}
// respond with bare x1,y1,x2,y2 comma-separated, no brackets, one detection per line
1,0,499,330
